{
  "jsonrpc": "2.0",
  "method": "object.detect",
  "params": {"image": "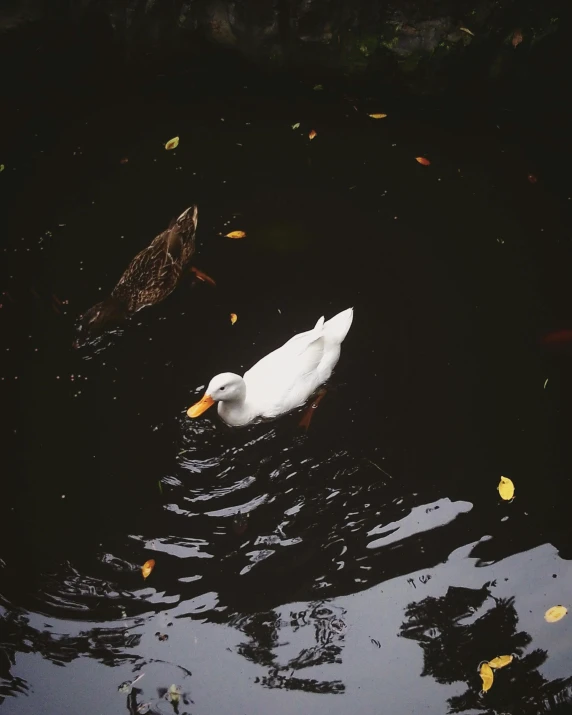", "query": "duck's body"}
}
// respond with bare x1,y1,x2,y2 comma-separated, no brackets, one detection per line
75,205,198,344
188,307,354,426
